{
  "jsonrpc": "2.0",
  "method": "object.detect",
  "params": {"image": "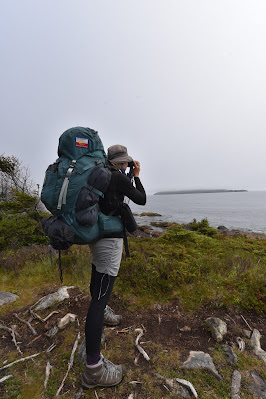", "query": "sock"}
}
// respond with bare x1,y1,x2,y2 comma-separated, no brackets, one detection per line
86,352,102,367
